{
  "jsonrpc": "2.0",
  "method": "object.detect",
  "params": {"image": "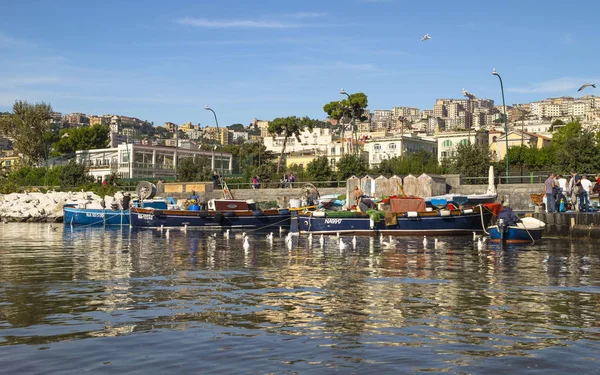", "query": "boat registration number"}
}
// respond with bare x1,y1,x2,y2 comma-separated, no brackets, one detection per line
138,214,154,220
85,213,103,218
324,218,342,224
